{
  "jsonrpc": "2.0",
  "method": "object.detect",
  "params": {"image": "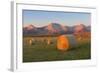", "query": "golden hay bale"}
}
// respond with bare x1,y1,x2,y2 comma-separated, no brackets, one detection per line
46,37,51,45
57,35,77,51
57,35,69,51
47,39,51,45
29,38,34,45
